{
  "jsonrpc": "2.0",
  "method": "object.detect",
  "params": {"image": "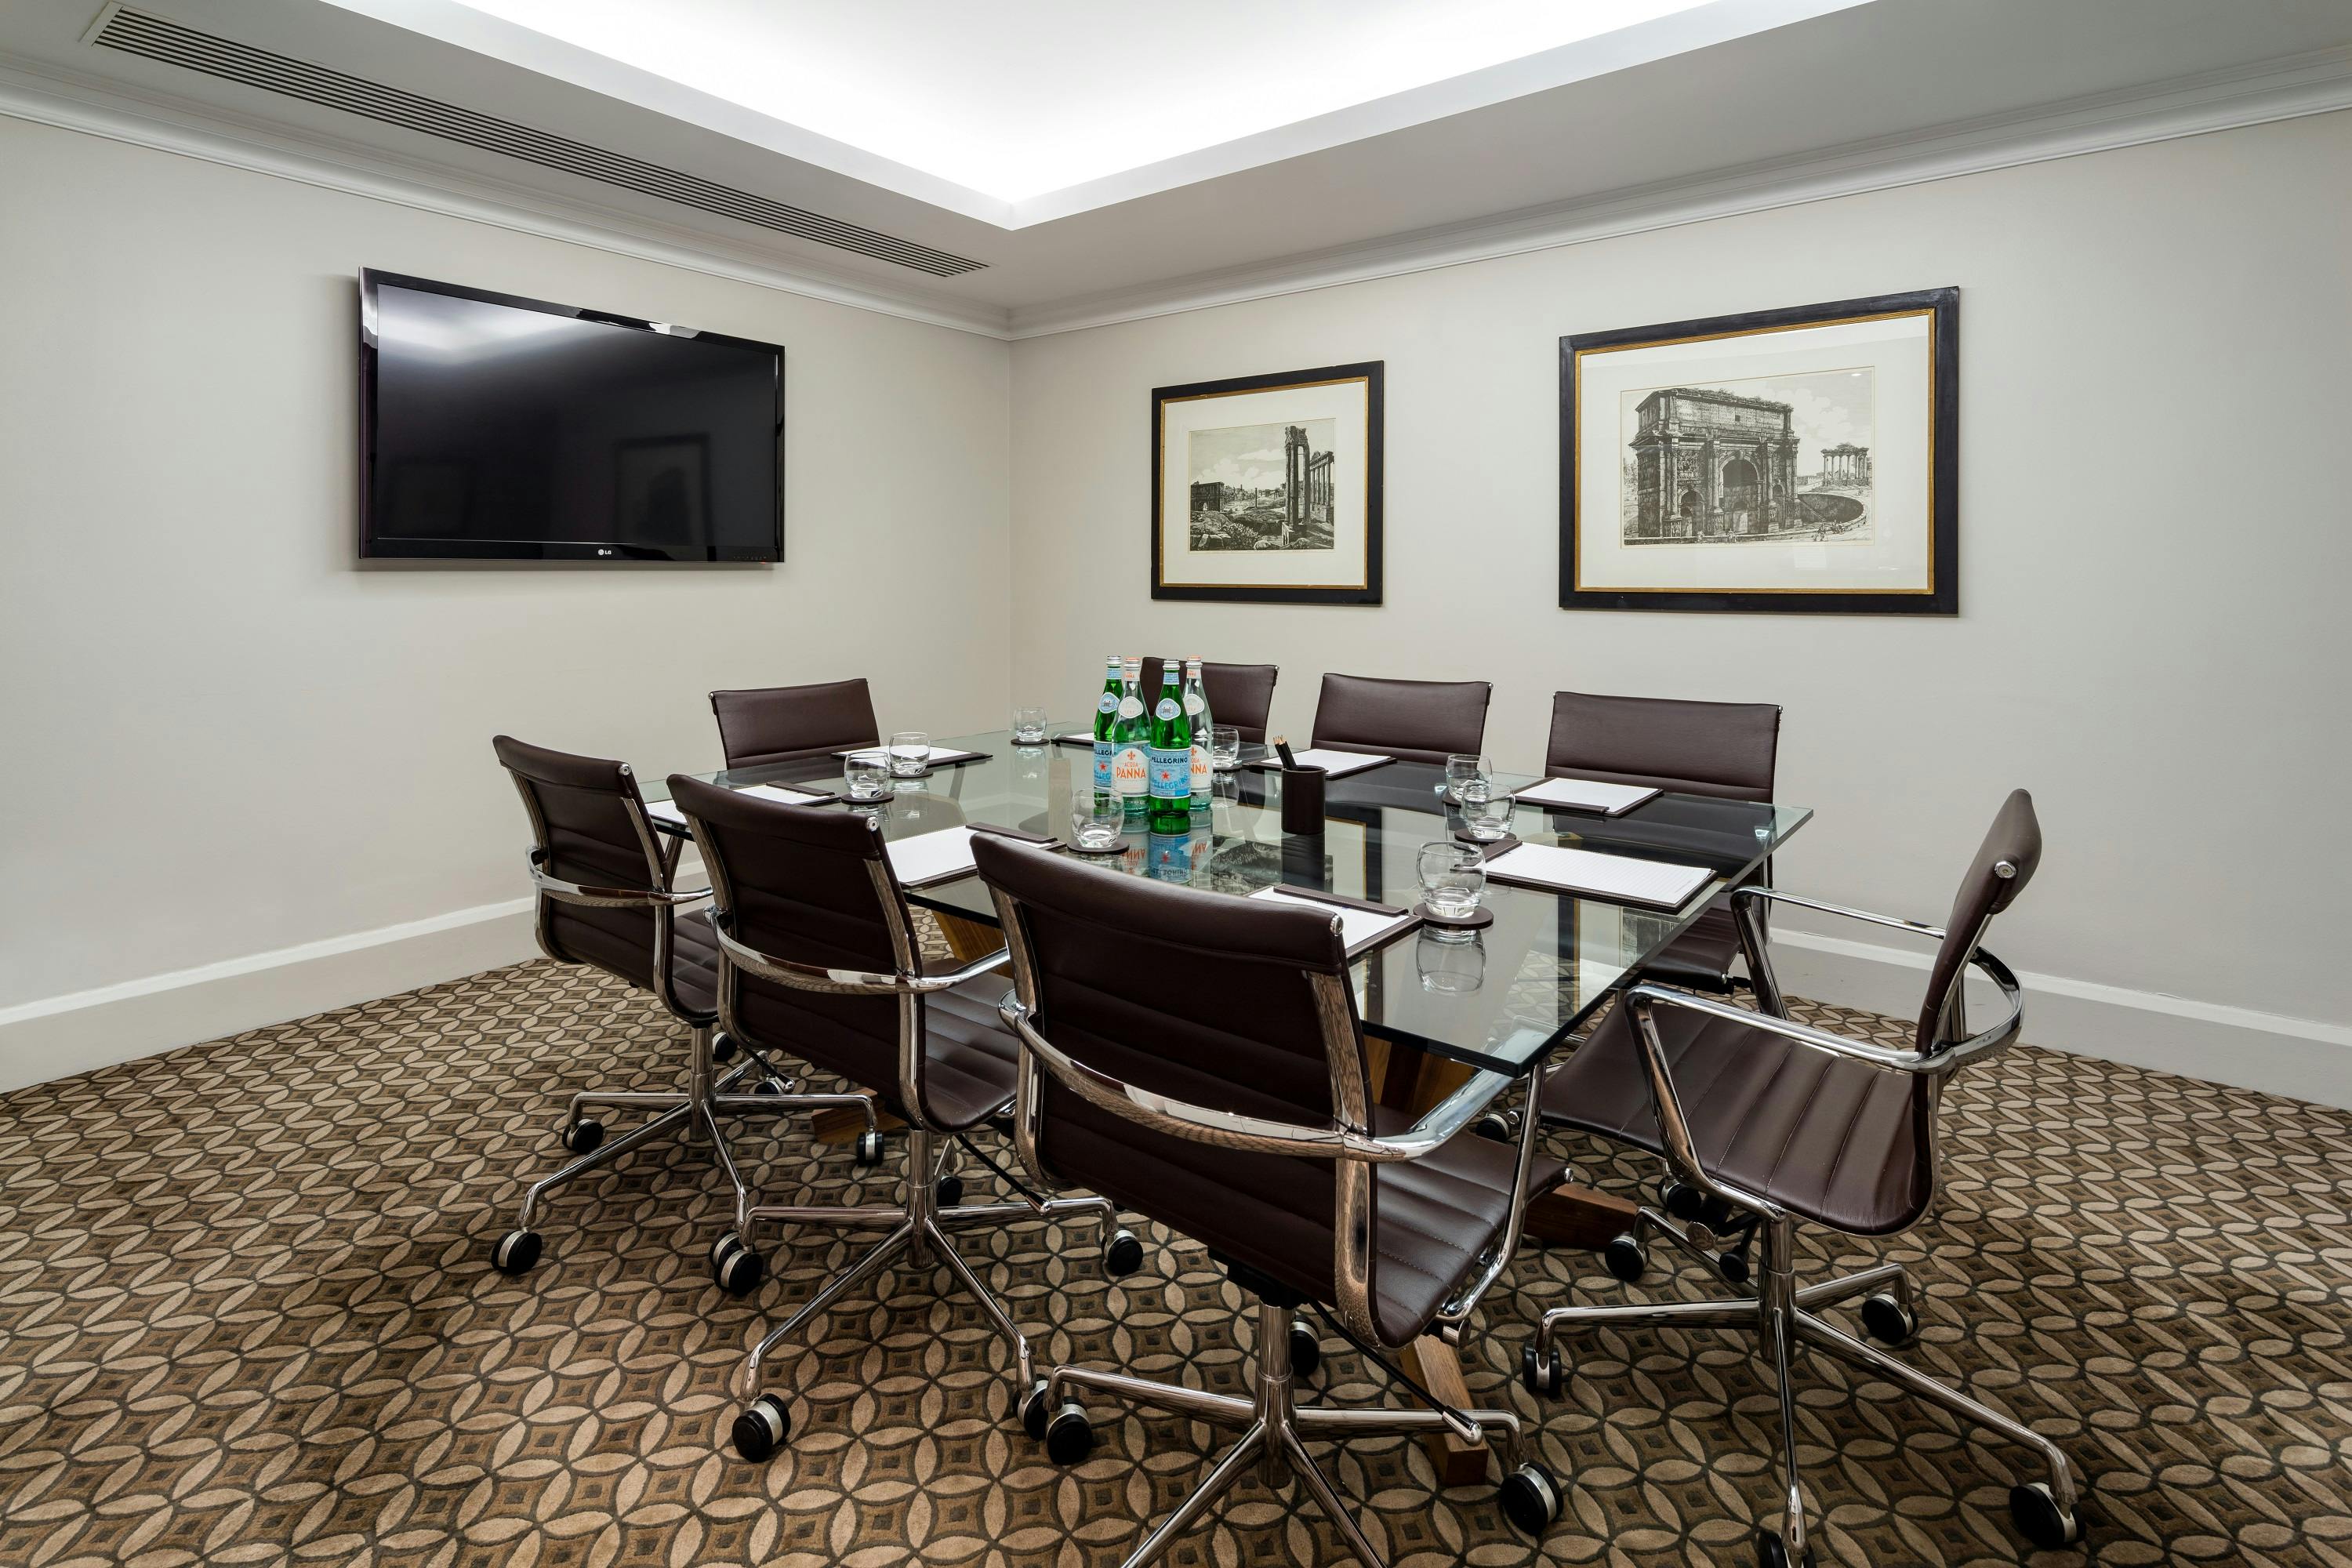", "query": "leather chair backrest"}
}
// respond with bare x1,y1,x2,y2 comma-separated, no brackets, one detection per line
1203,662,1279,743
492,735,669,996
972,836,1371,1316
1917,789,2042,1053
670,775,917,1105
1137,659,1281,745
1545,690,1781,801
709,678,880,770
1310,673,1492,765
